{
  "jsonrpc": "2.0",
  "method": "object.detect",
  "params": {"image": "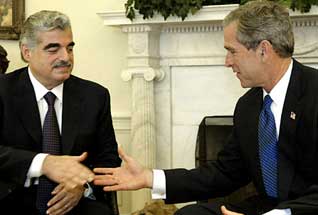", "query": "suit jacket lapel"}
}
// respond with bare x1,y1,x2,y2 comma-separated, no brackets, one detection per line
278,59,304,200
61,77,81,154
245,89,263,160
13,69,42,148
243,88,266,192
